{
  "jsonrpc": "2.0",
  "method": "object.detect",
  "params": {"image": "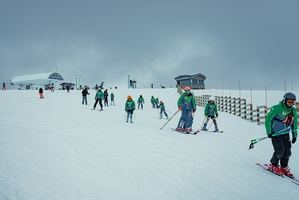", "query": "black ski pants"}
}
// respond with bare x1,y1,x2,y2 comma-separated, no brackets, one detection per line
94,99,103,110
270,134,292,168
